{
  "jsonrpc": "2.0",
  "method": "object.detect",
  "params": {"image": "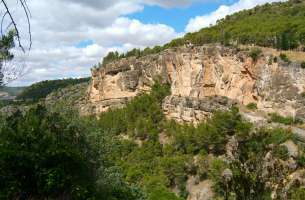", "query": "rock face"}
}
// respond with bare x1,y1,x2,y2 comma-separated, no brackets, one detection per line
83,45,305,122
186,177,214,200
